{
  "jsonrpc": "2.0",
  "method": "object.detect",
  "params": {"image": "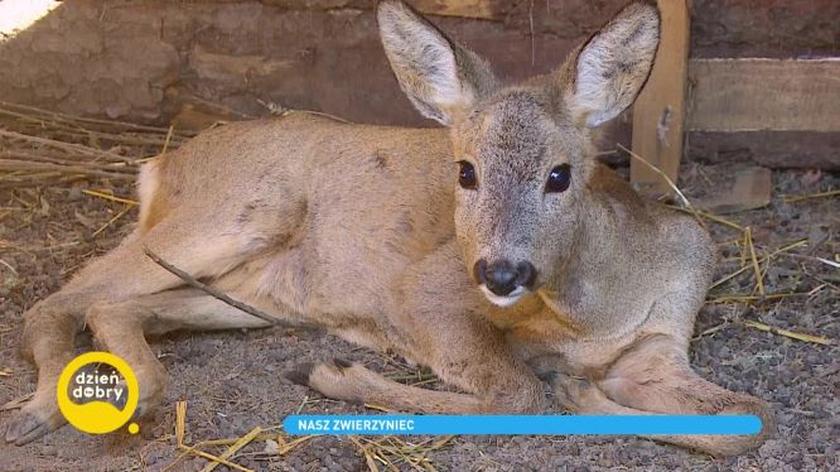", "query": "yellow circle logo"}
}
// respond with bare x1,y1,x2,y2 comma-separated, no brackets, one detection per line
56,352,140,435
